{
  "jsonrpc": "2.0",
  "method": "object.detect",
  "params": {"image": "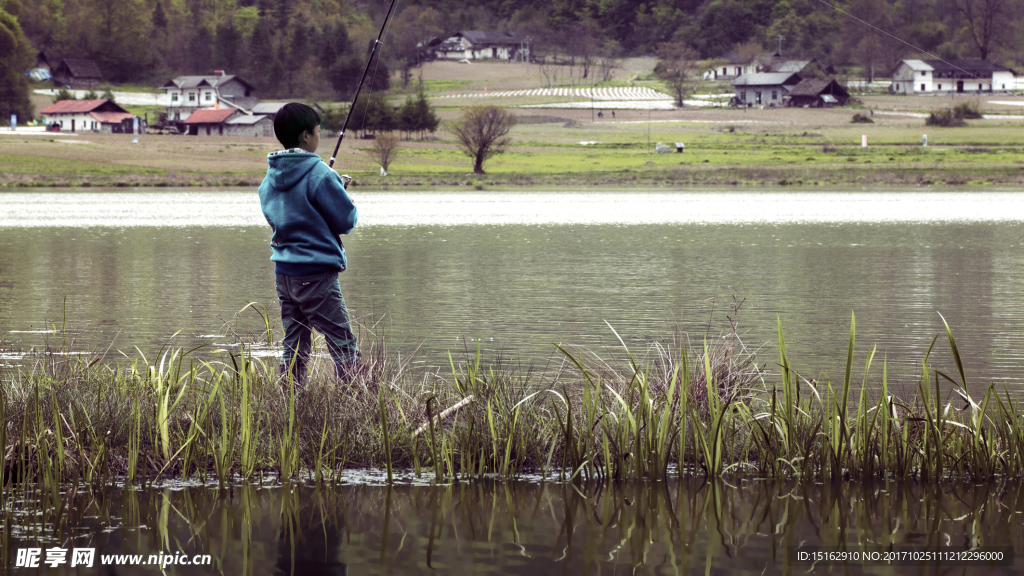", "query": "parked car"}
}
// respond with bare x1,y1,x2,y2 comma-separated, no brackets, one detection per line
45,123,61,132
